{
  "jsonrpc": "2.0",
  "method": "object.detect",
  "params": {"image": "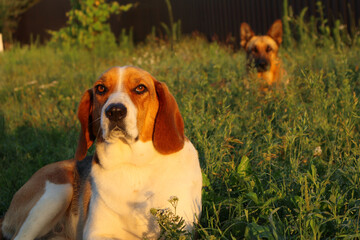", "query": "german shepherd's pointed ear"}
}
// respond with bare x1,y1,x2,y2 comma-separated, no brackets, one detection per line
240,22,255,48
75,89,95,160
267,19,283,46
153,81,185,155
